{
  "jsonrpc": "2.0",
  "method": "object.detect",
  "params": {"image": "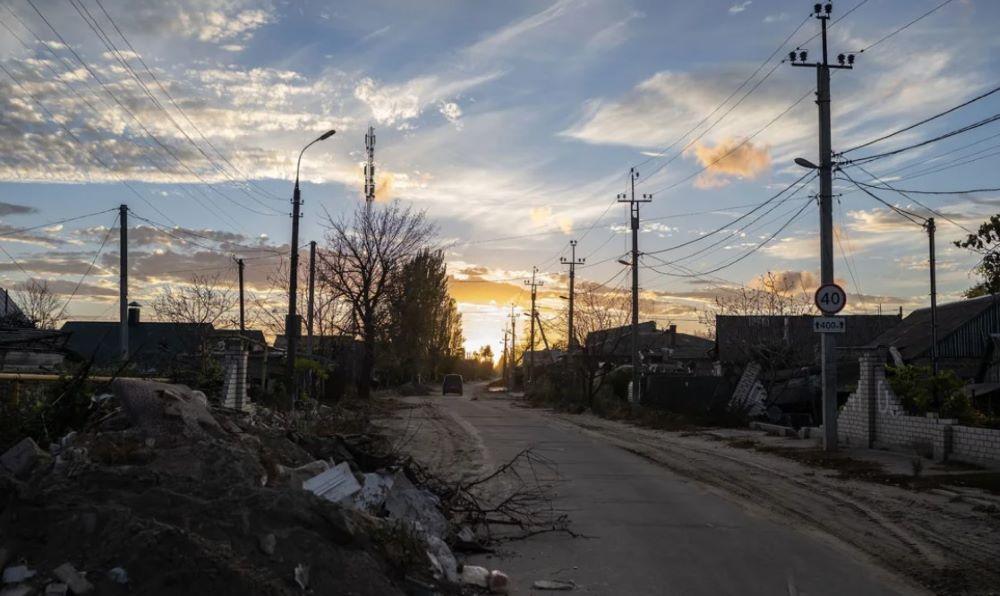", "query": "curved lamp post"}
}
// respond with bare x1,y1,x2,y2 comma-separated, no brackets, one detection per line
286,129,335,408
